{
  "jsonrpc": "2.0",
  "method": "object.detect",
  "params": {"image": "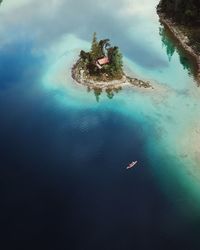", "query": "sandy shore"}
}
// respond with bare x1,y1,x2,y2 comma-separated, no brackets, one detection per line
158,14,200,84
71,60,153,91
